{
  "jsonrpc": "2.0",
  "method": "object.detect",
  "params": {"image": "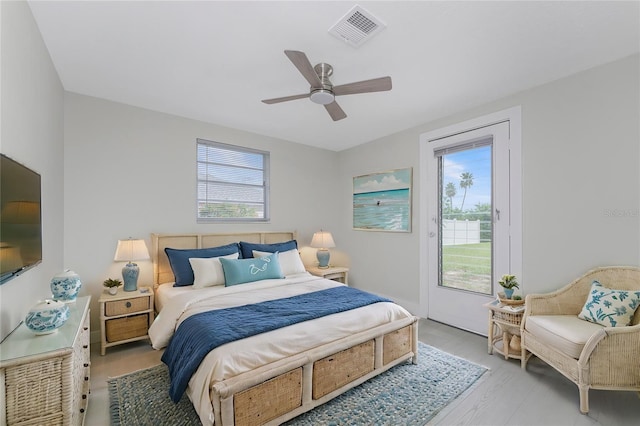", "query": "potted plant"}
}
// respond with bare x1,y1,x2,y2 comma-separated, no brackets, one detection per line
498,274,519,299
103,278,122,295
